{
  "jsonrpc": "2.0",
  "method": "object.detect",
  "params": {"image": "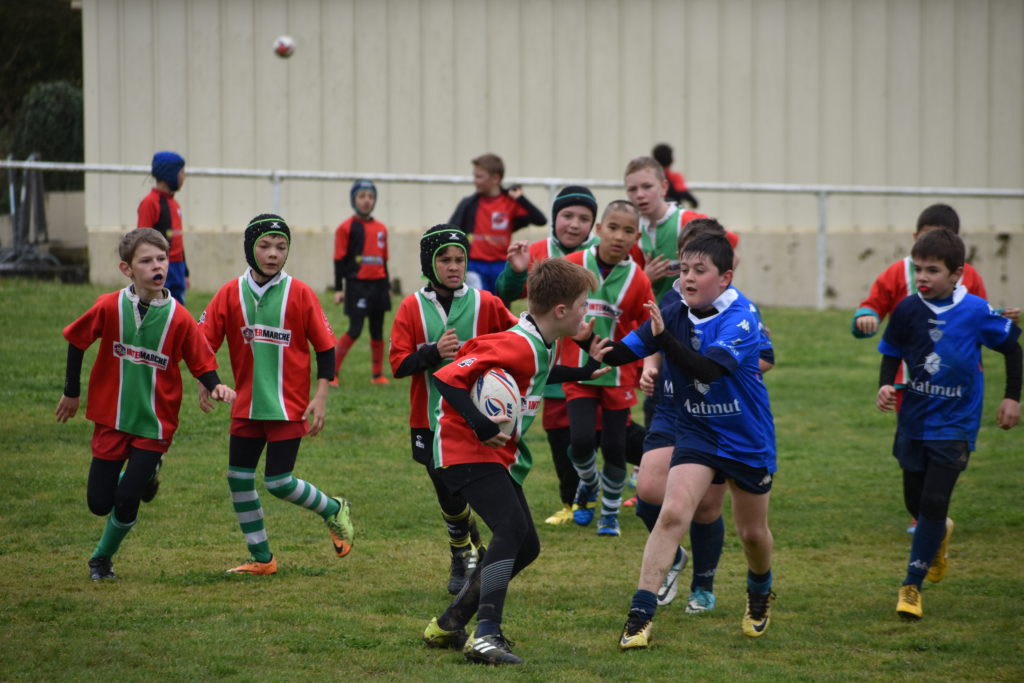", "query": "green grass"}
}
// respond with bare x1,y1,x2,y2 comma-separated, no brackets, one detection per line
0,278,1021,681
